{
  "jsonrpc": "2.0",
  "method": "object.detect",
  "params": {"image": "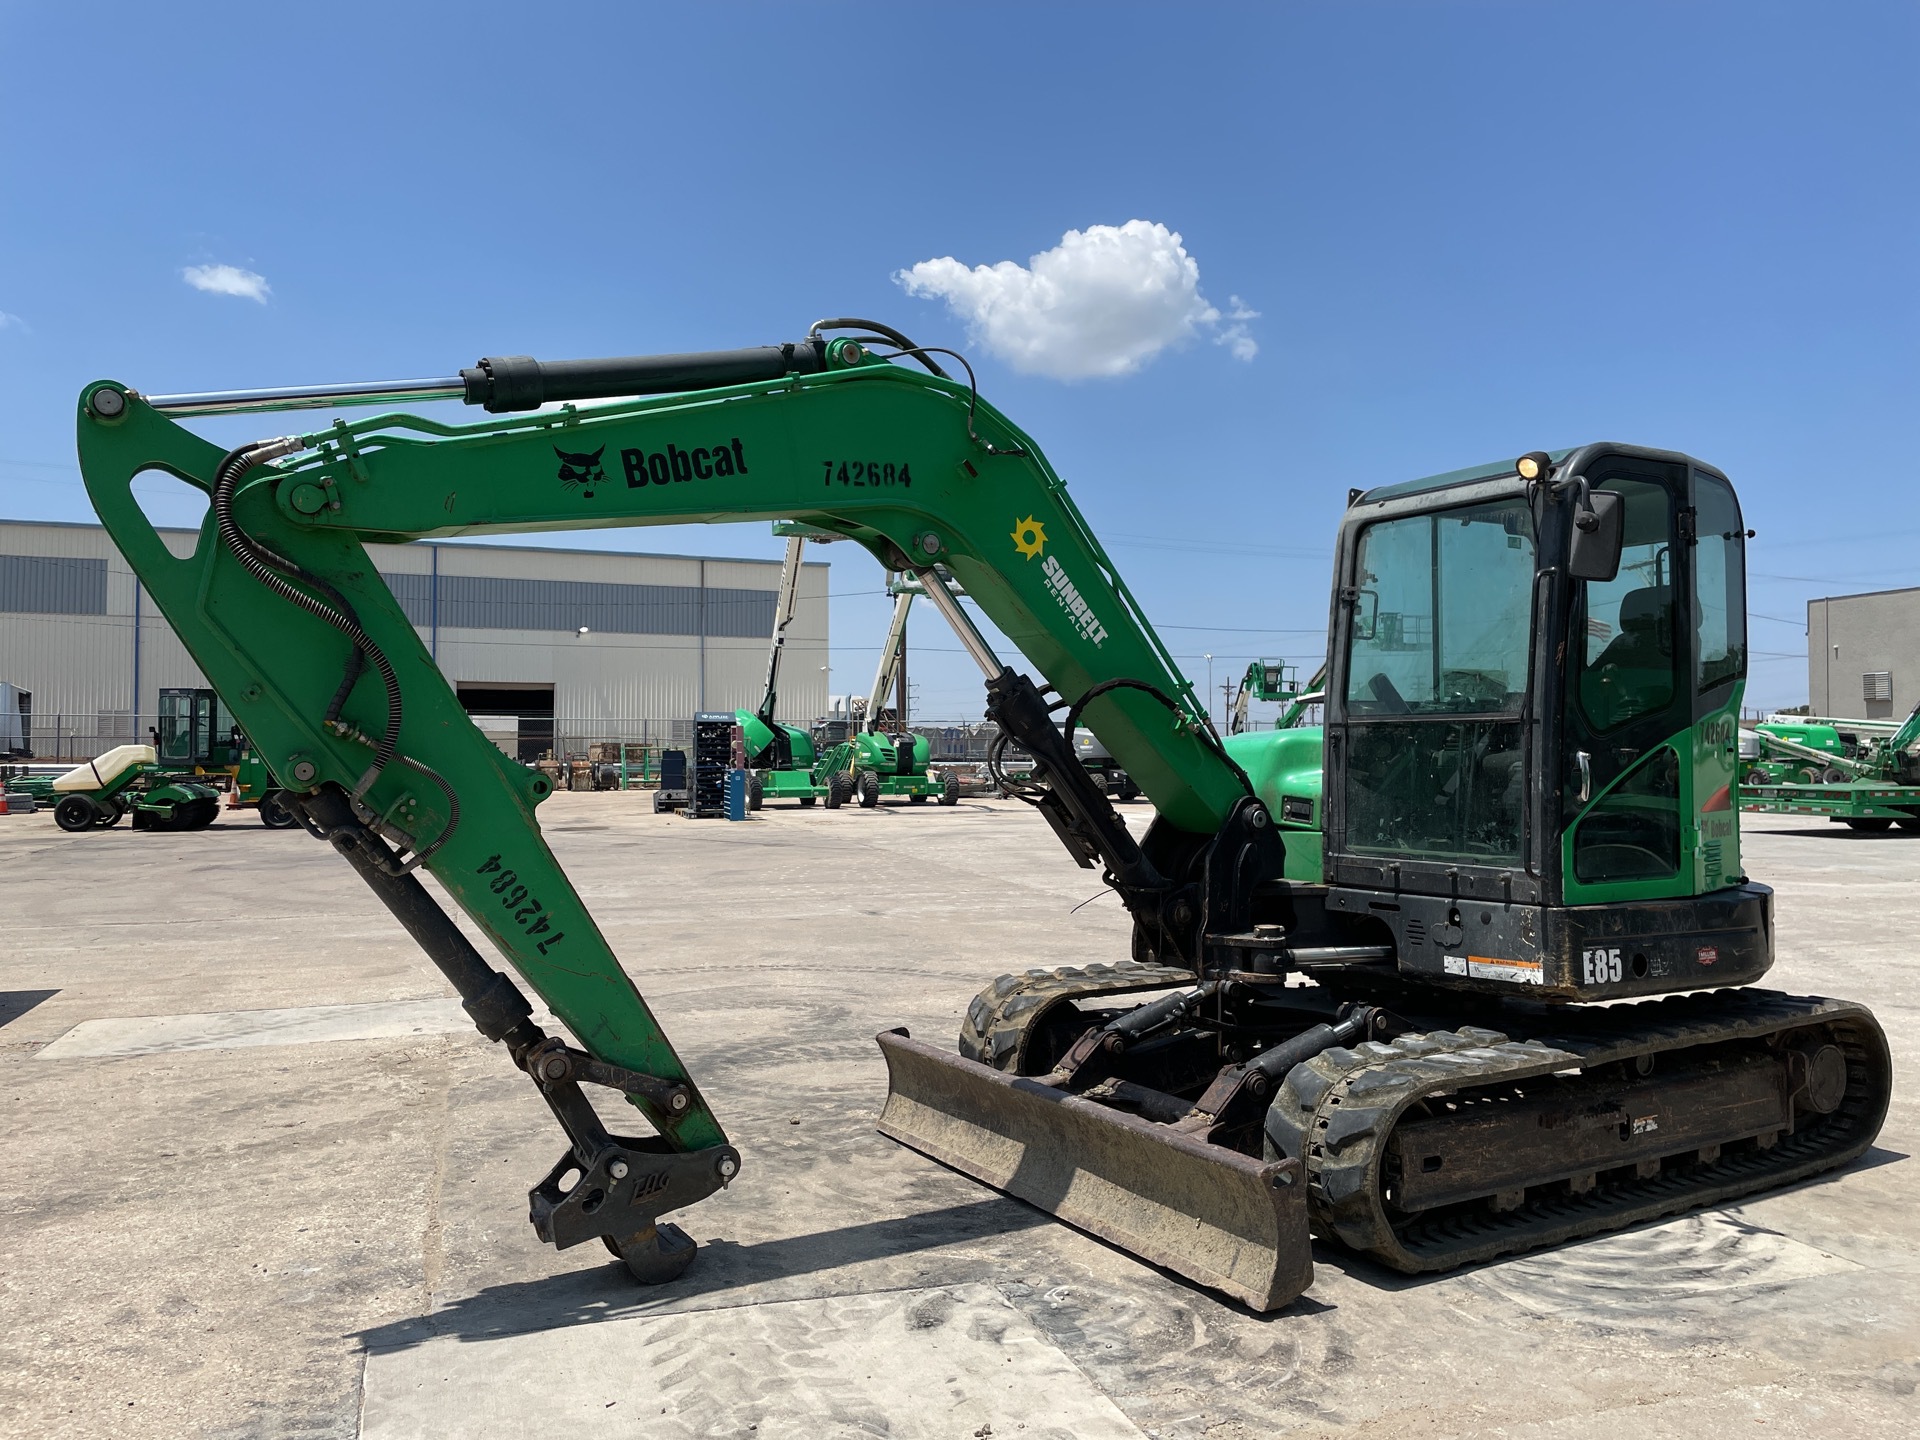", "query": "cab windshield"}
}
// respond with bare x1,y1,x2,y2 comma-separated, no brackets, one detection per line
1345,498,1535,717
1340,496,1535,864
